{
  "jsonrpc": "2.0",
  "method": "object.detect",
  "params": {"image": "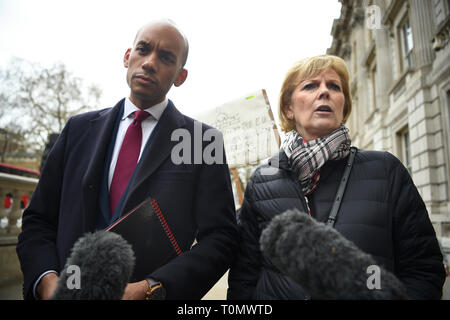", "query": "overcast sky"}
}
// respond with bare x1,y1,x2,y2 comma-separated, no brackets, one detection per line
0,0,341,122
